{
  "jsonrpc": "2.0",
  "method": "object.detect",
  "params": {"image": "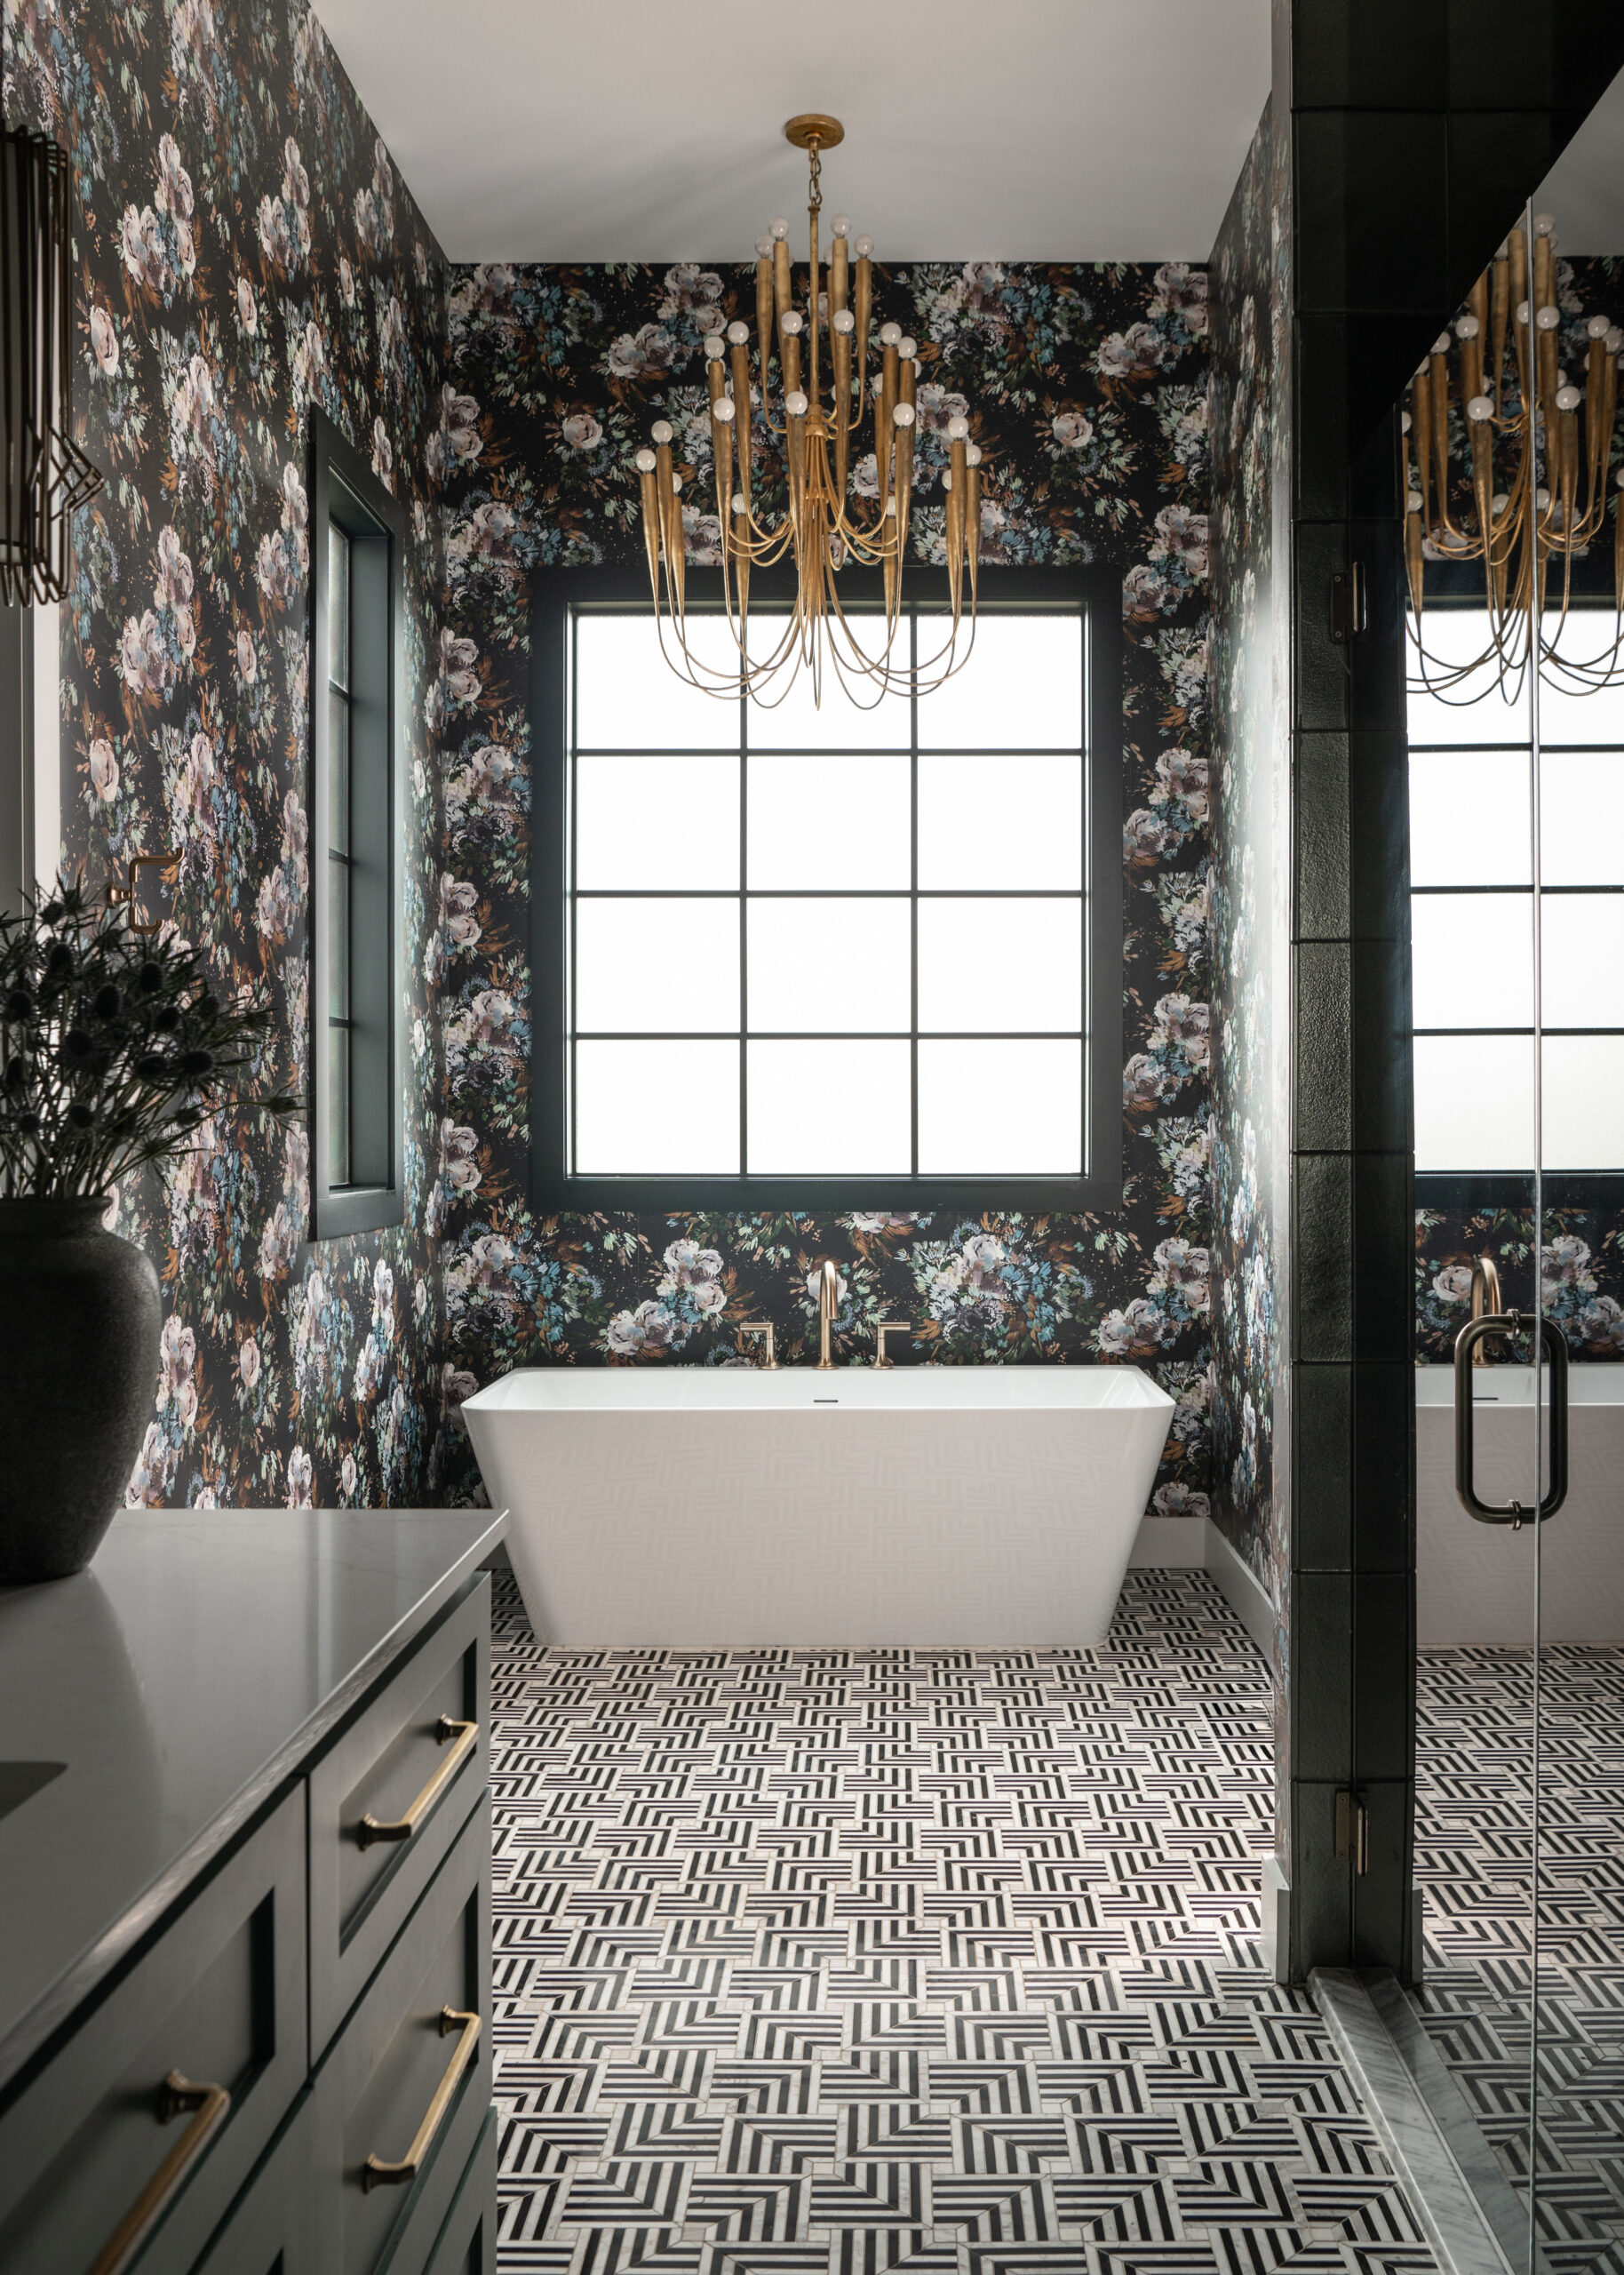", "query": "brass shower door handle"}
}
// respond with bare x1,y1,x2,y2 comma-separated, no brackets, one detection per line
1453,1310,1568,1526
88,2071,231,2275
361,2008,481,2191
358,1716,479,1848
